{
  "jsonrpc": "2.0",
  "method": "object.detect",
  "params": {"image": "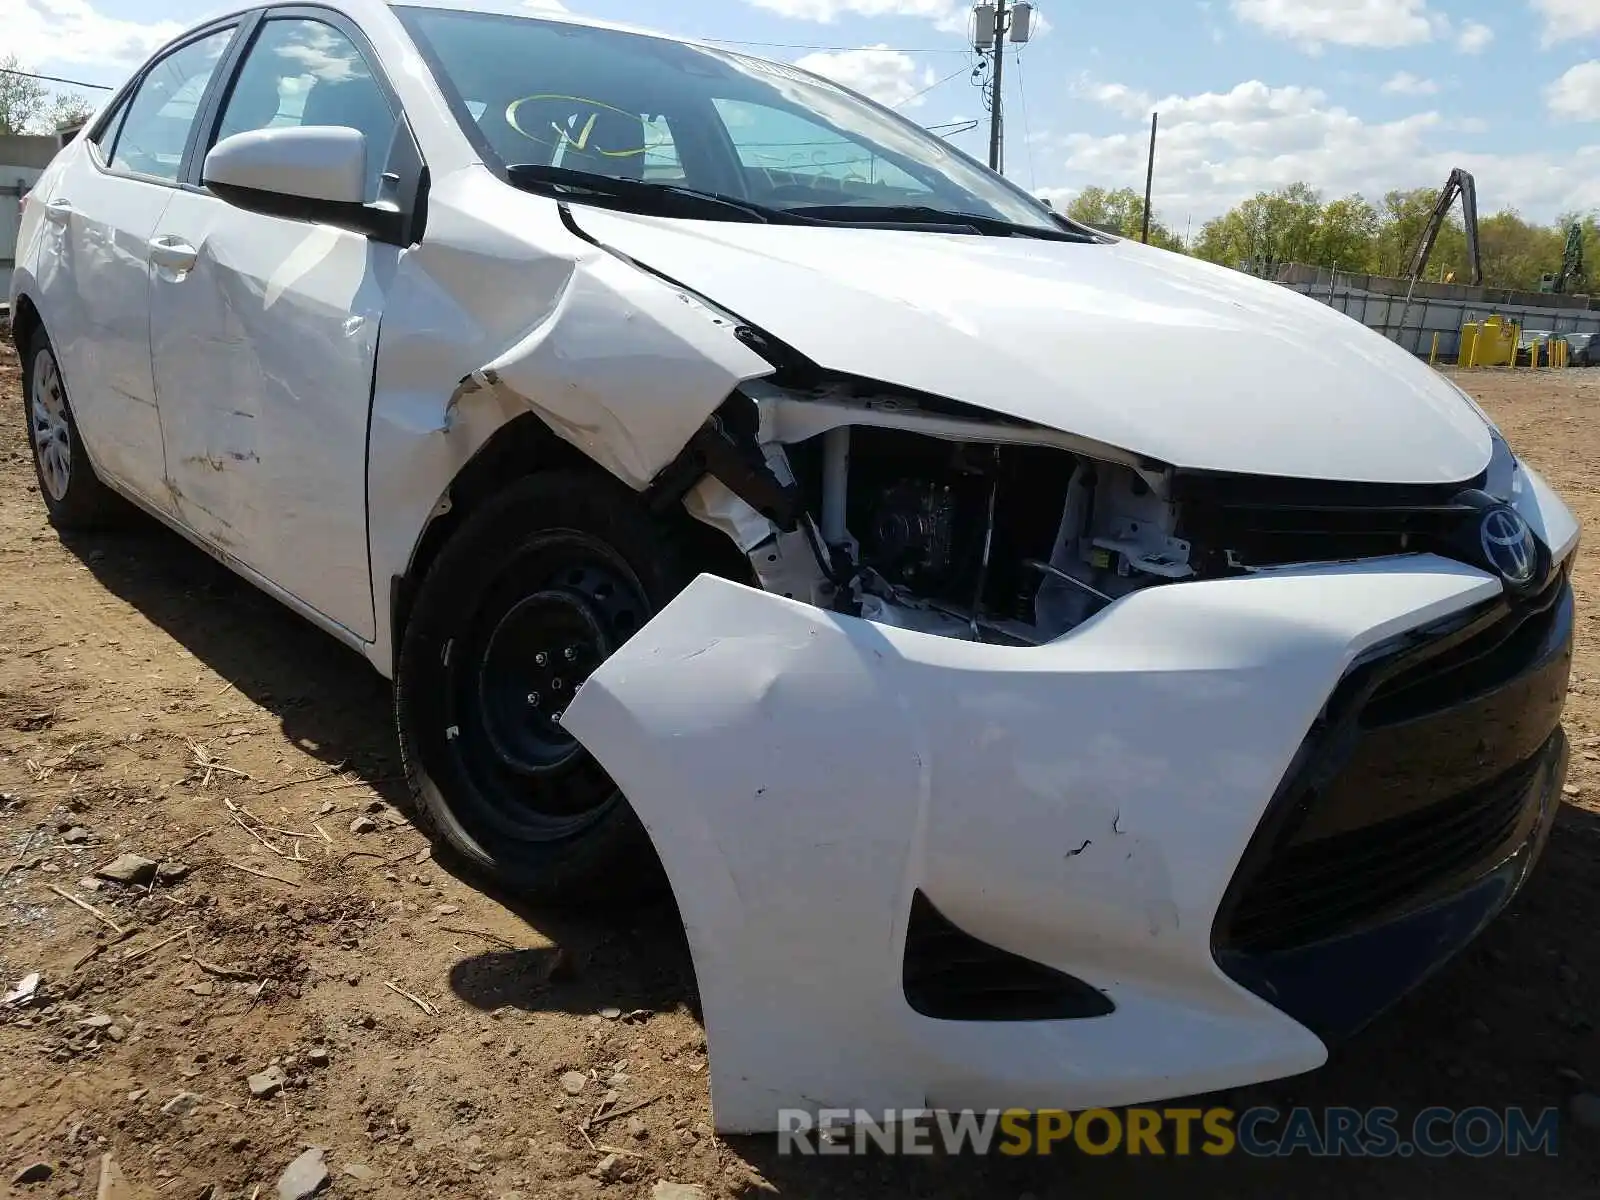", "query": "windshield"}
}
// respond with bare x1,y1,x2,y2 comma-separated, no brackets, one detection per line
396,7,1061,231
